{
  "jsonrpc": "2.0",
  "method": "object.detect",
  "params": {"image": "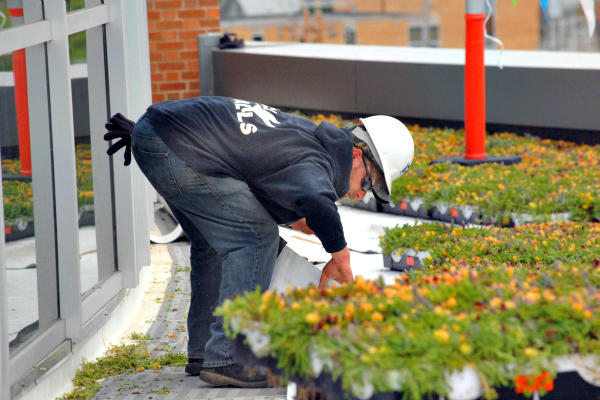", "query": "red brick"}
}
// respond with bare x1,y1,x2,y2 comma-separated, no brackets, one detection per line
158,61,186,71
184,19,201,29
179,9,206,19
163,10,177,20
160,82,187,91
184,0,198,8
187,81,199,90
182,90,200,98
151,83,159,92
179,29,206,39
156,20,184,30
182,71,197,80
149,31,163,41
166,72,180,80
155,1,182,9
150,52,163,62
187,60,199,70
157,41,185,50
147,11,161,21
153,93,166,102
183,41,198,49
164,31,178,40
151,72,165,82
199,19,219,28
198,0,218,5
206,8,220,18
180,51,197,60
164,51,180,61
167,92,181,100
